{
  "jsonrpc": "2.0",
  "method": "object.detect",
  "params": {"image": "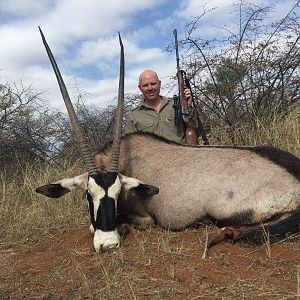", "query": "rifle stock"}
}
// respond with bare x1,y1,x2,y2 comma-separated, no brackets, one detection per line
185,119,198,145
184,76,209,145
